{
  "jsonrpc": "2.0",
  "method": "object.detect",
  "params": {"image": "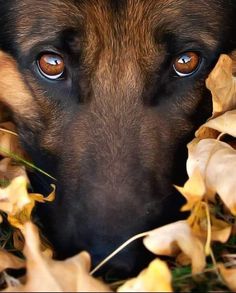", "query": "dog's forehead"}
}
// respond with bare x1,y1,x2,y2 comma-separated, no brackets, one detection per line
15,0,221,54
